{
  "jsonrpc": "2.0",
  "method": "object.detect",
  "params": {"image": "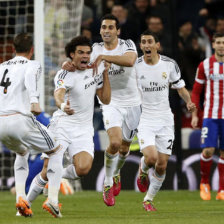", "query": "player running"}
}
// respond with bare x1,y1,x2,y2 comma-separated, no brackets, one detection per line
136,30,195,211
